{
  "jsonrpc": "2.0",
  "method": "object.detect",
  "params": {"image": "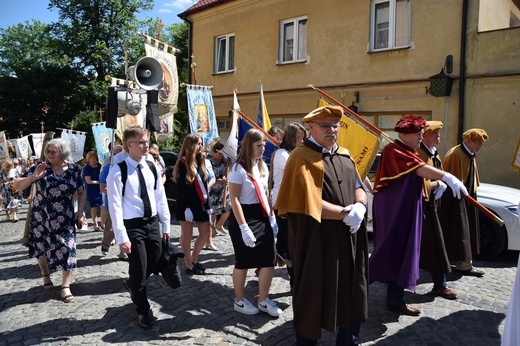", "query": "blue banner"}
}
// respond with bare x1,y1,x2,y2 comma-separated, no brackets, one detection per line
91,122,113,163
186,85,219,147
238,118,278,169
